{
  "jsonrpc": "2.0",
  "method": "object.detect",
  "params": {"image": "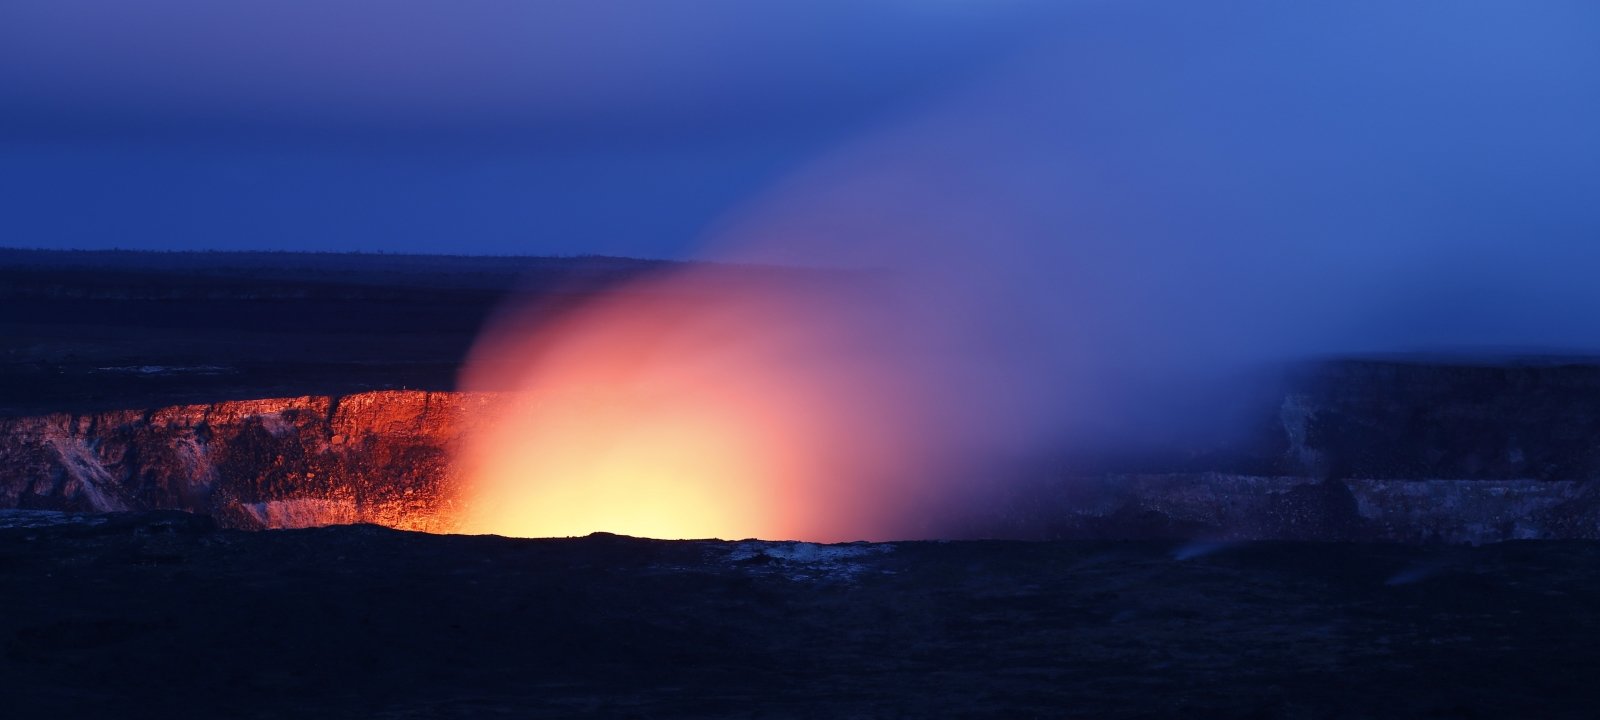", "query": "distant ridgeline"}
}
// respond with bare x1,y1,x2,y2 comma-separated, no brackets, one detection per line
0,248,841,416
0,247,677,290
